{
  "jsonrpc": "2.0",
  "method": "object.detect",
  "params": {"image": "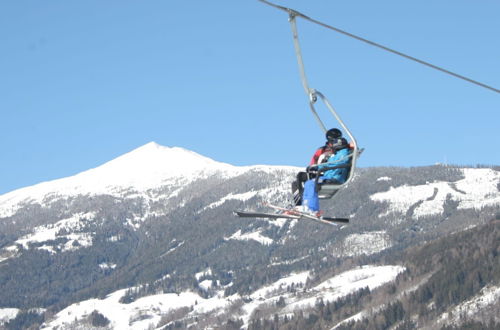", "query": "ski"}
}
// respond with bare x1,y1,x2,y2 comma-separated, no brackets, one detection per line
234,210,300,220
235,203,349,226
264,203,349,225
316,216,349,223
